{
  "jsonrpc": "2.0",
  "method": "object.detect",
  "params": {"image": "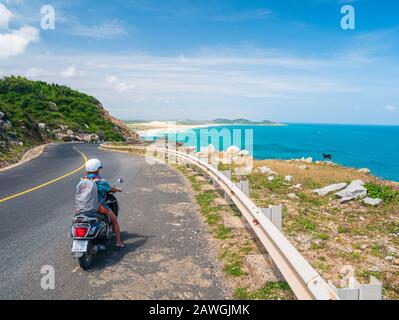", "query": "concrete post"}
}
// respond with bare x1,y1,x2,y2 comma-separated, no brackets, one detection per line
328,276,382,300
261,205,282,231
211,164,220,189
222,170,234,204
